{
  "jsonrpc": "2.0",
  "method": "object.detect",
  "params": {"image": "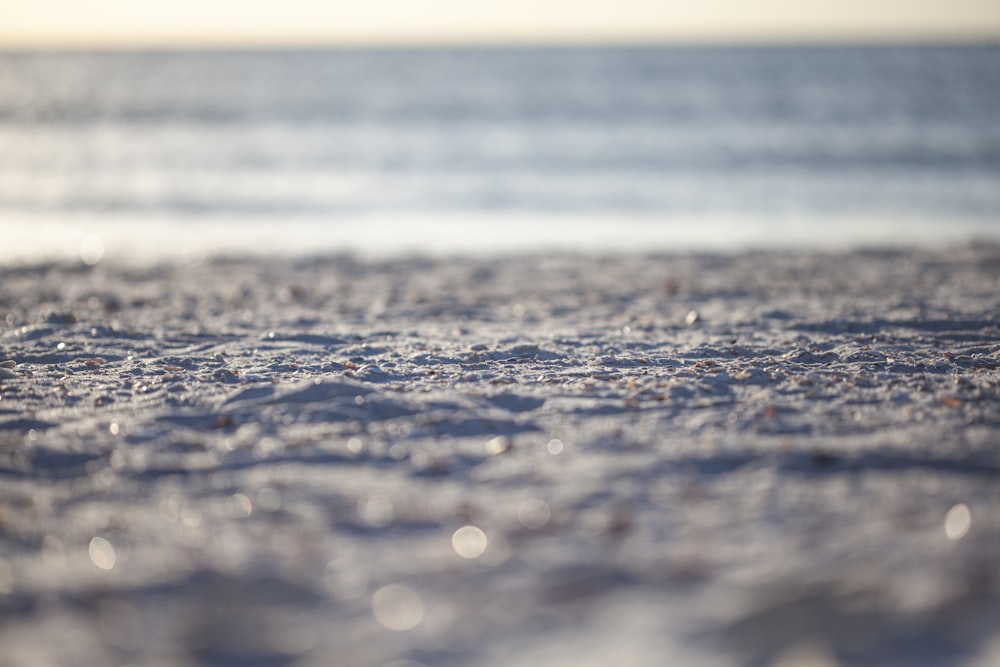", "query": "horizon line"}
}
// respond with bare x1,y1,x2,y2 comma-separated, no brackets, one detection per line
3,32,1000,52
